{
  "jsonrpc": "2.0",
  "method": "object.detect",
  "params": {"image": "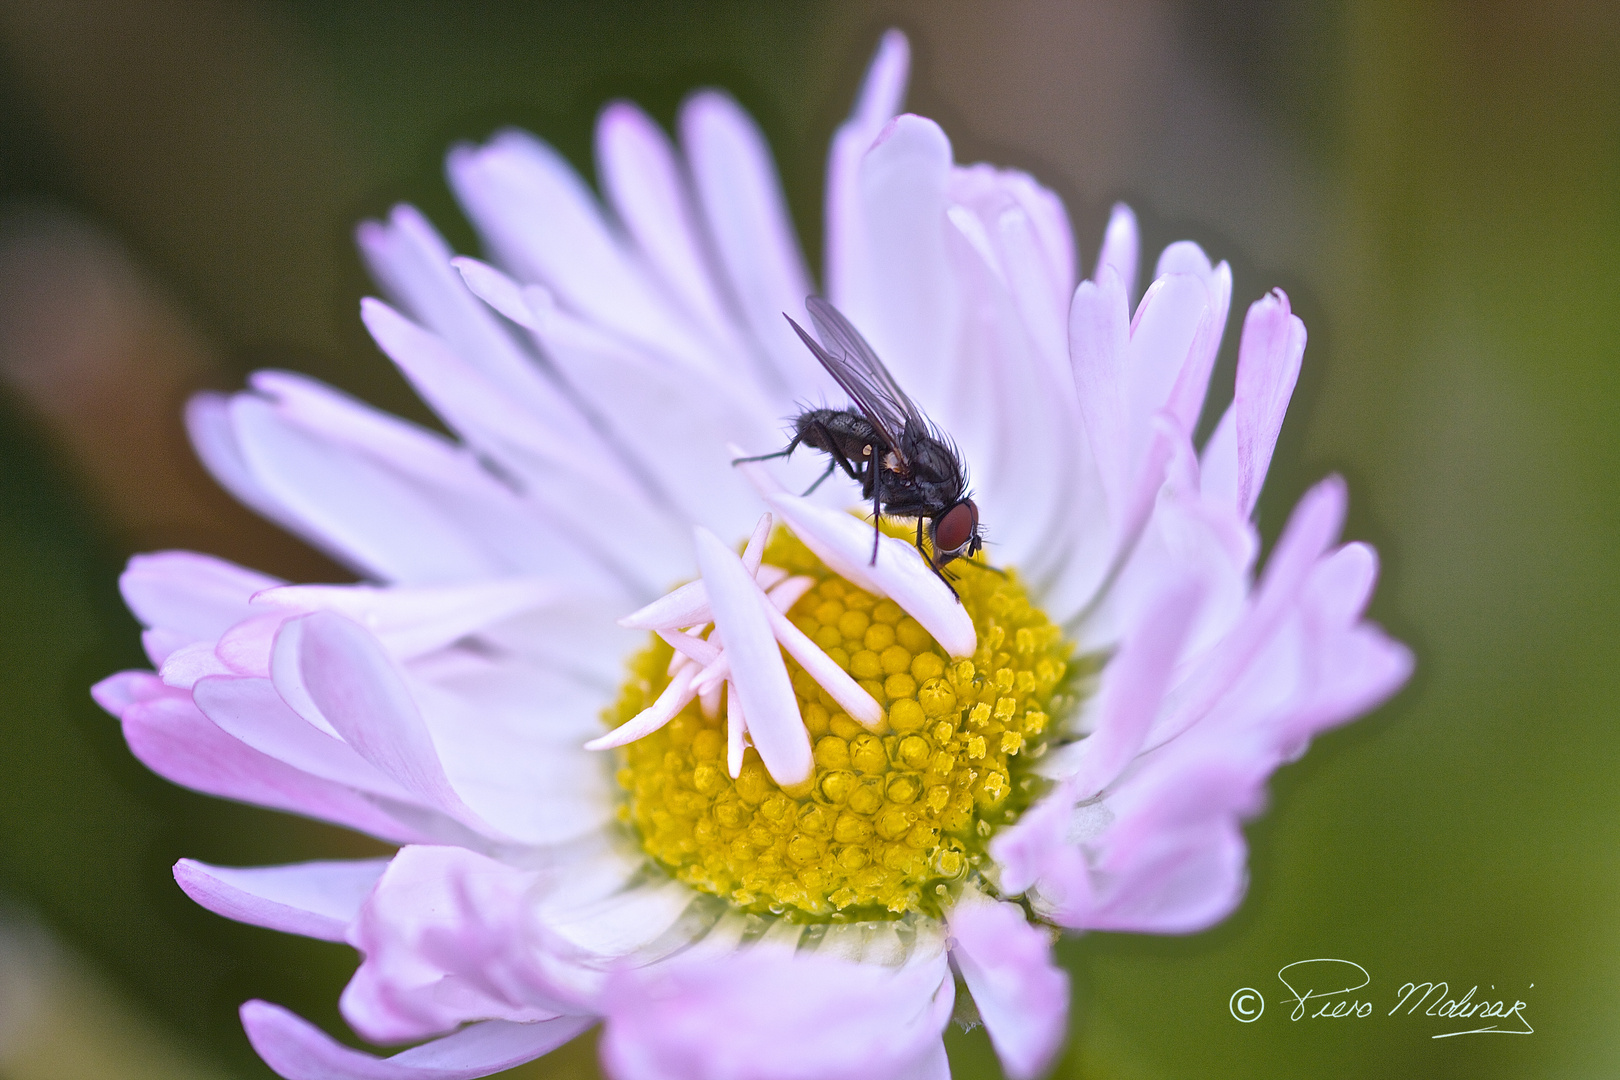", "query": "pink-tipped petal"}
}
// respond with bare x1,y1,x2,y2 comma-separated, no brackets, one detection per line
1252,475,1347,619
1234,289,1307,518
849,114,955,402
227,393,510,586
215,613,285,676
159,640,236,688
1146,475,1347,750
121,551,284,639
447,129,708,369
1093,203,1140,304
242,1000,591,1080
450,257,533,328
596,100,739,354
949,890,1070,1080
1125,274,1209,467
279,612,493,835
1068,268,1132,515
1198,402,1240,507
194,675,412,798
1304,541,1379,627
762,491,975,659
120,693,428,843
1081,733,1266,933
91,669,171,715
987,782,1087,904
175,858,389,942
695,528,810,786
1064,578,1203,801
1290,625,1413,745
